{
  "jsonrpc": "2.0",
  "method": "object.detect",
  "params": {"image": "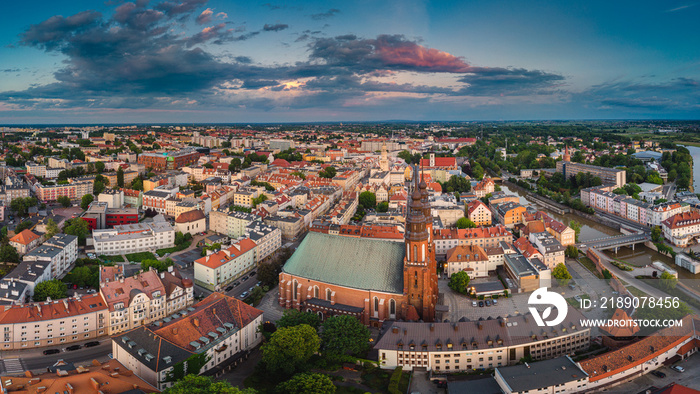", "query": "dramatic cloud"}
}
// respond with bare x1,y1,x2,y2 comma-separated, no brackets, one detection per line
309,34,469,73
576,77,700,112
155,0,208,17
195,8,213,24
263,23,289,32
457,67,565,96
21,10,102,50
311,8,340,20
